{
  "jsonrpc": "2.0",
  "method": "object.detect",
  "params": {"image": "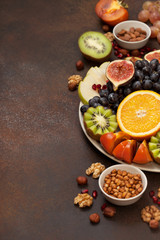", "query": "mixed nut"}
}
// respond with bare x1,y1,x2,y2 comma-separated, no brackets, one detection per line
68,74,82,91
141,205,160,229
74,163,160,230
